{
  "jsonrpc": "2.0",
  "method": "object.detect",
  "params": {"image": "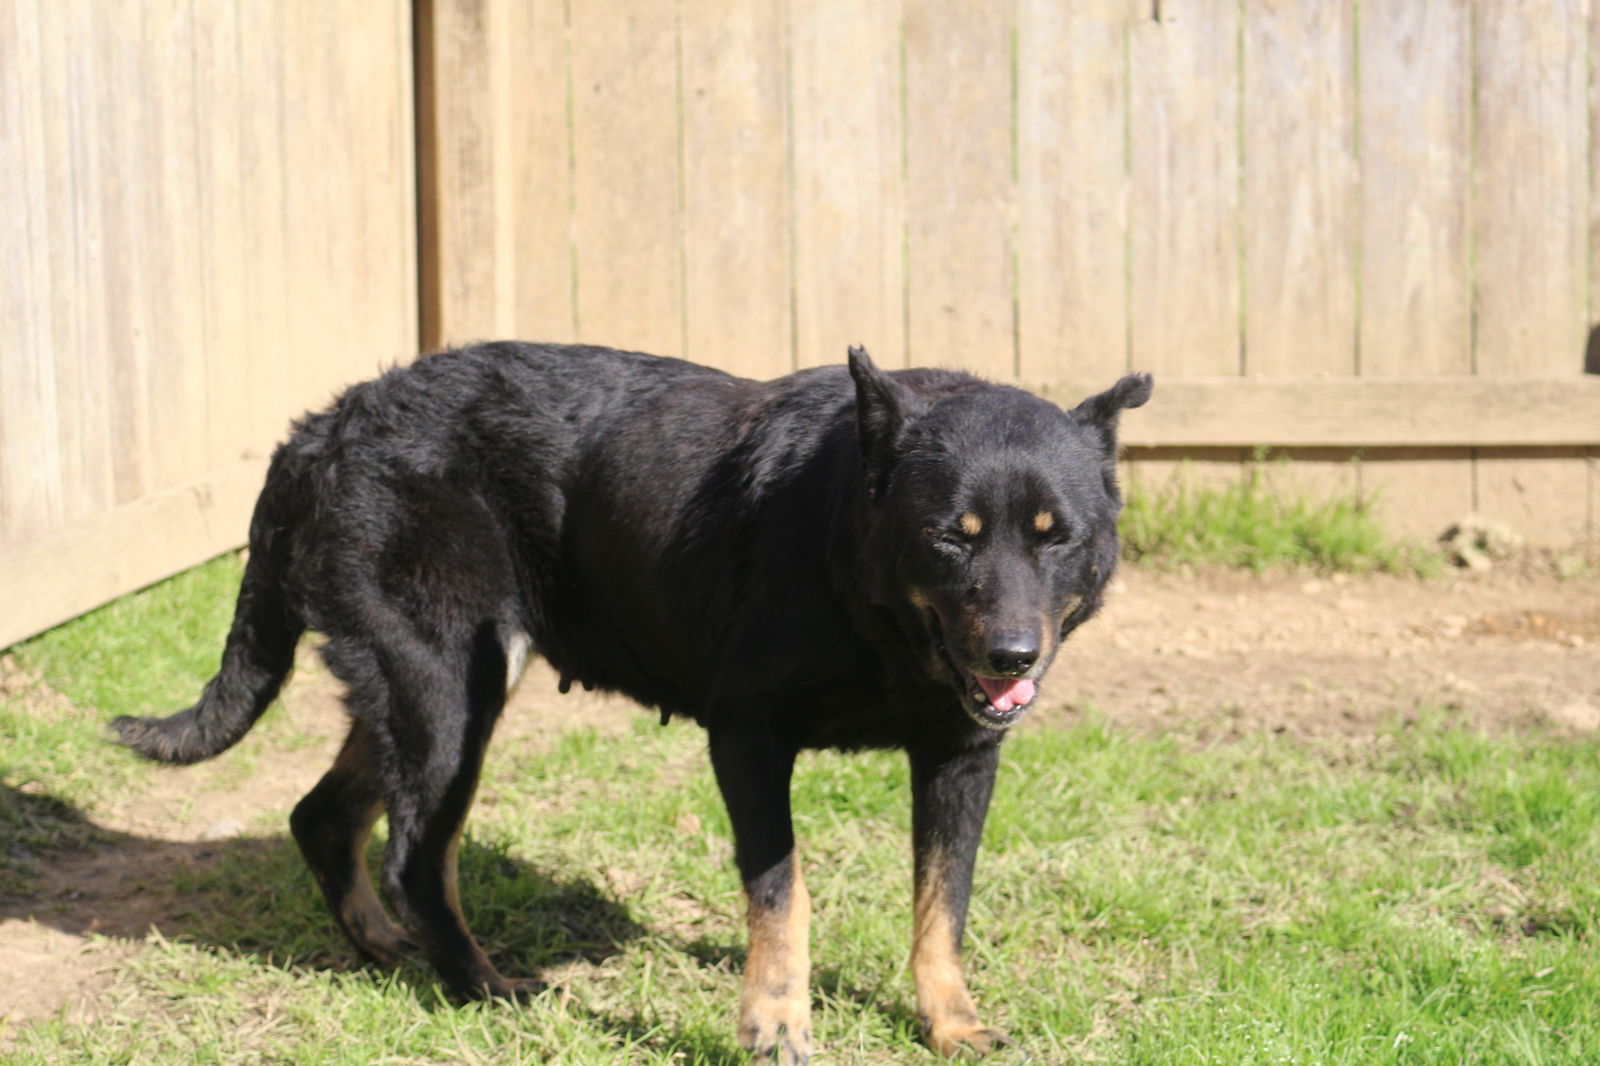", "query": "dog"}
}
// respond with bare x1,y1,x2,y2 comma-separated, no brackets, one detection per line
113,342,1151,1061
